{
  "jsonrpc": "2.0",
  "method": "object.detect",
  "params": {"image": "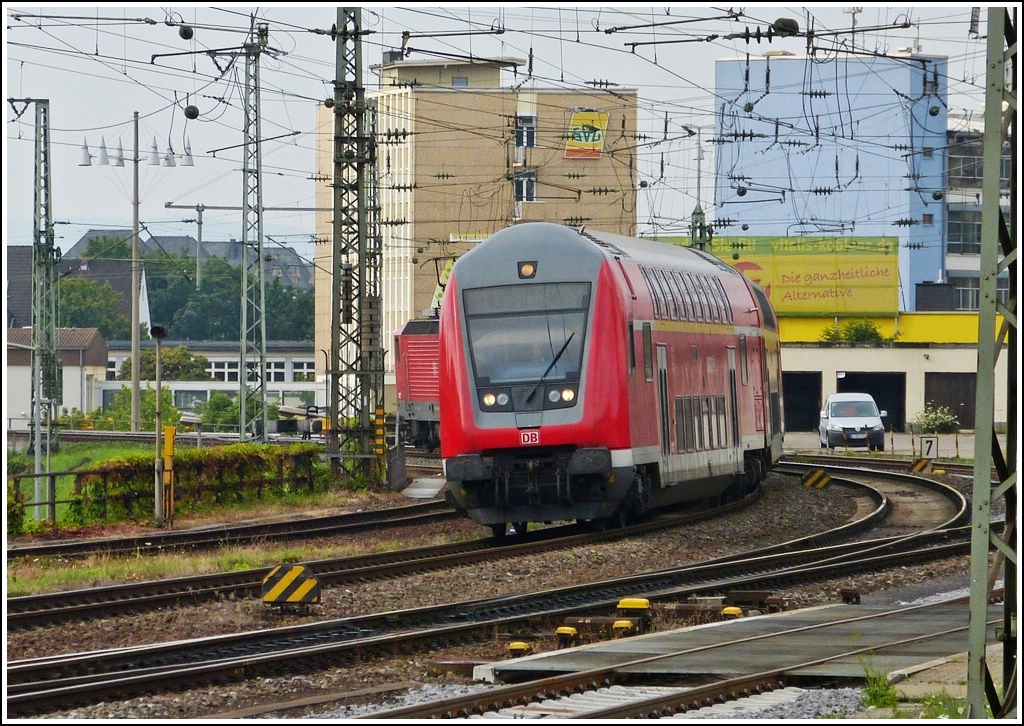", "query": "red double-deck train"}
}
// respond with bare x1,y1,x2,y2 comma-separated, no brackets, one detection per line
401,222,784,537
